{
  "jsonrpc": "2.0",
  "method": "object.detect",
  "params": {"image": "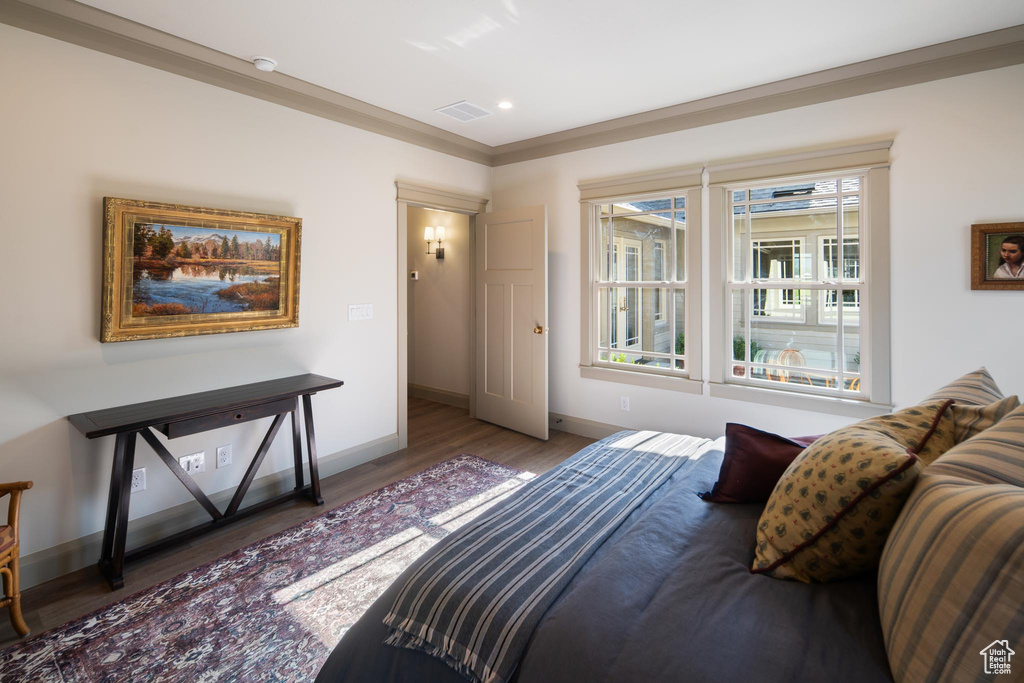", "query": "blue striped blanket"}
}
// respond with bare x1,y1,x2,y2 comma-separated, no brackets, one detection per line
382,431,710,683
